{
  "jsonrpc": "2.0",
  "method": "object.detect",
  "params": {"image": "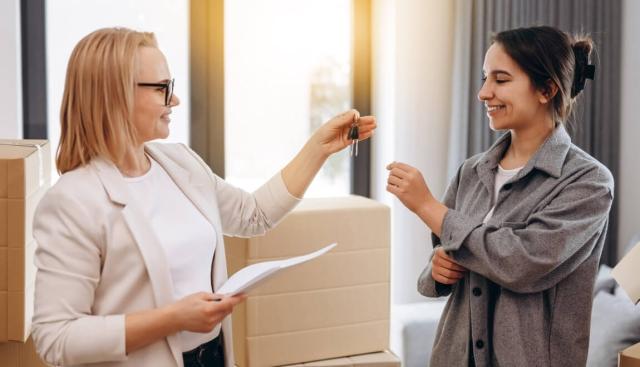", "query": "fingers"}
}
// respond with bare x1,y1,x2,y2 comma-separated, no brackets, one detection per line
432,267,465,284
434,248,466,270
